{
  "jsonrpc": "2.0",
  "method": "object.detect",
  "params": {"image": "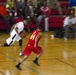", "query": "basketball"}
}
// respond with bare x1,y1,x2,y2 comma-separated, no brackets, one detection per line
20,30,26,38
